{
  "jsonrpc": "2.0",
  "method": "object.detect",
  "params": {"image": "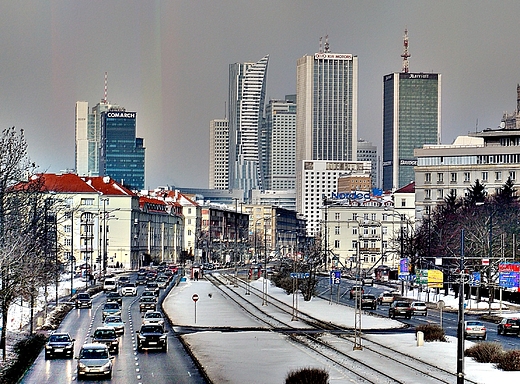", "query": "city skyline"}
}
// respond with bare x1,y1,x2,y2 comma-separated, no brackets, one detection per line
3,2,520,189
